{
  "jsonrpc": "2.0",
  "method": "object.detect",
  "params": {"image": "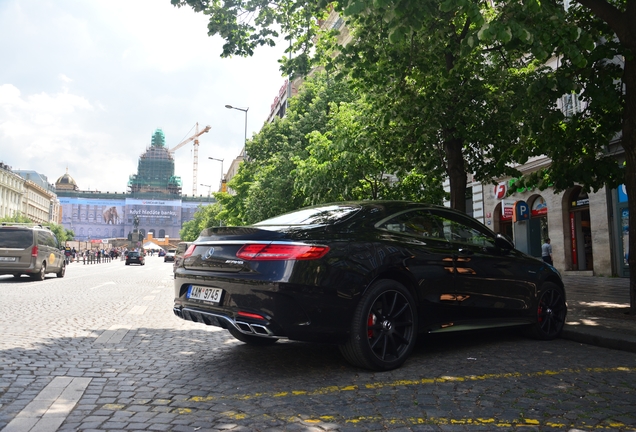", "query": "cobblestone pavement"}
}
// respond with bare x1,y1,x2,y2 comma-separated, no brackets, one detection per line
0,258,635,431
